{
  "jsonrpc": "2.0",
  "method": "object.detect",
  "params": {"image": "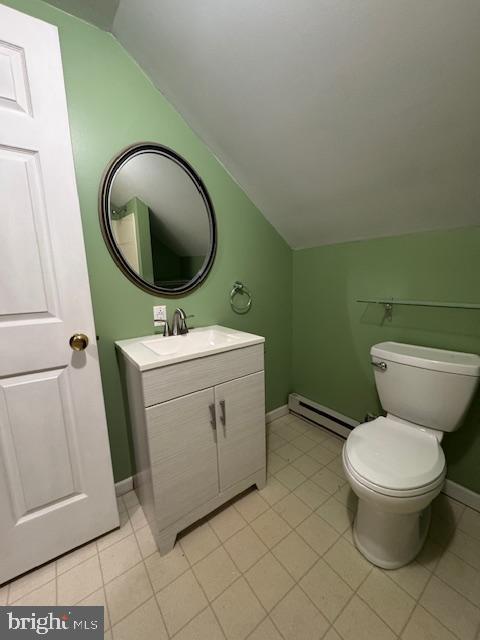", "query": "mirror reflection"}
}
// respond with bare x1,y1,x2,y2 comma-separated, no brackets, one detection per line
108,150,213,290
